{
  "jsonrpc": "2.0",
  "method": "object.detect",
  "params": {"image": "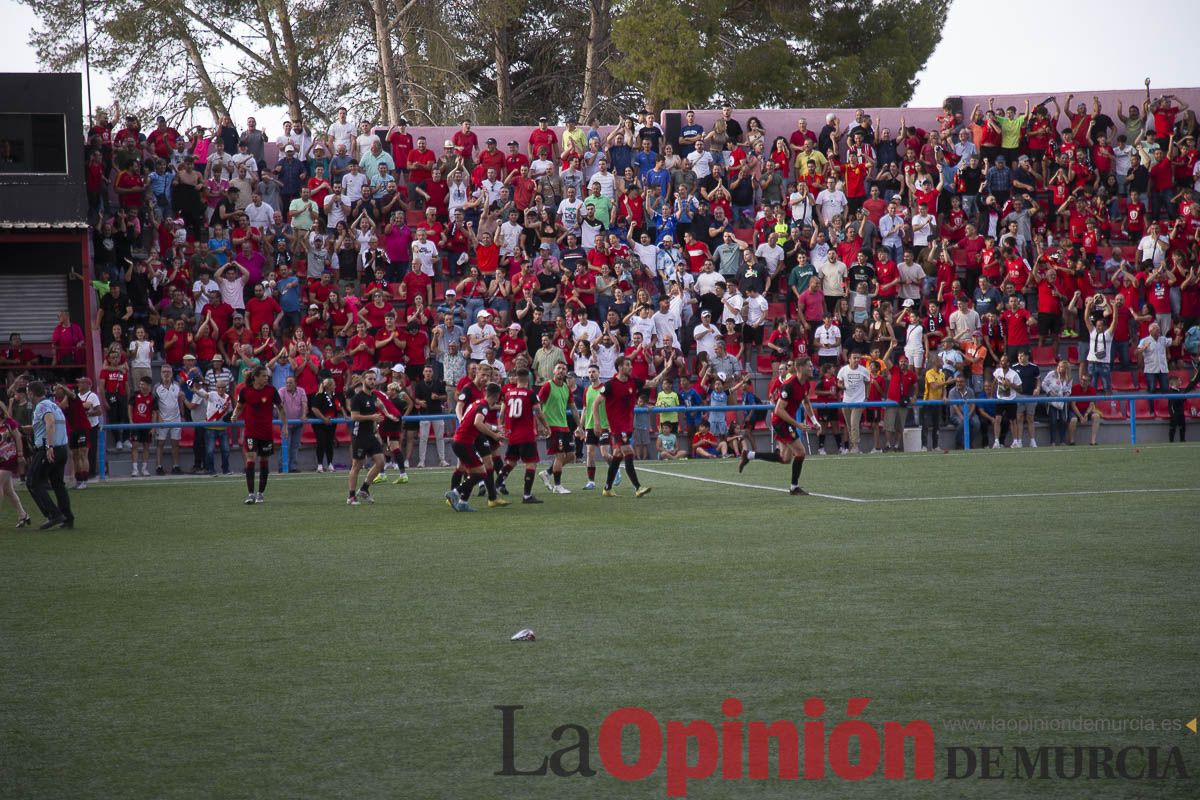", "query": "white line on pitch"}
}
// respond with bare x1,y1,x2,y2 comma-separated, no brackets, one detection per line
859,487,1200,503
638,467,868,502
